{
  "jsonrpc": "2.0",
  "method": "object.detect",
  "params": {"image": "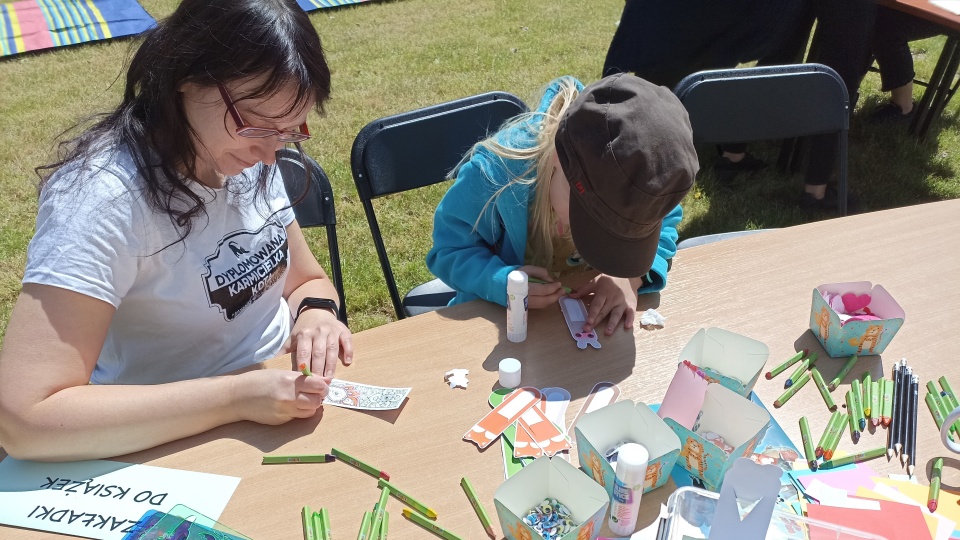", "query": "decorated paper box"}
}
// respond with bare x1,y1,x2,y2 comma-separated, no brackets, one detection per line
574,400,680,497
679,328,768,397
494,456,609,540
810,282,905,358
662,383,770,491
